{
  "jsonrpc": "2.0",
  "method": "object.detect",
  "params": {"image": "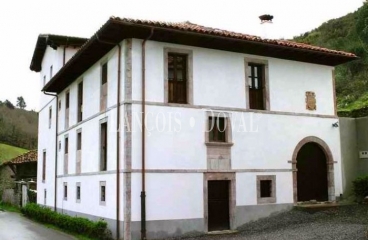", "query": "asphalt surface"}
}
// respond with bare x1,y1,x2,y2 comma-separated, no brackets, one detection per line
169,205,368,240
0,210,74,240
